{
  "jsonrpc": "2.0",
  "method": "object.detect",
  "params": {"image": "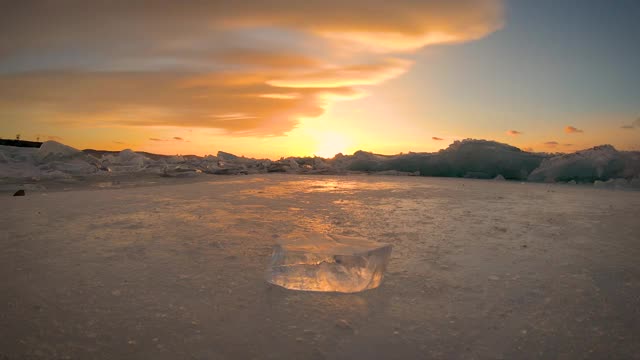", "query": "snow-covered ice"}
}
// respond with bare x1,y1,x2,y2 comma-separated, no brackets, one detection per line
2,139,639,185
266,233,392,293
1,174,639,359
528,145,640,183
